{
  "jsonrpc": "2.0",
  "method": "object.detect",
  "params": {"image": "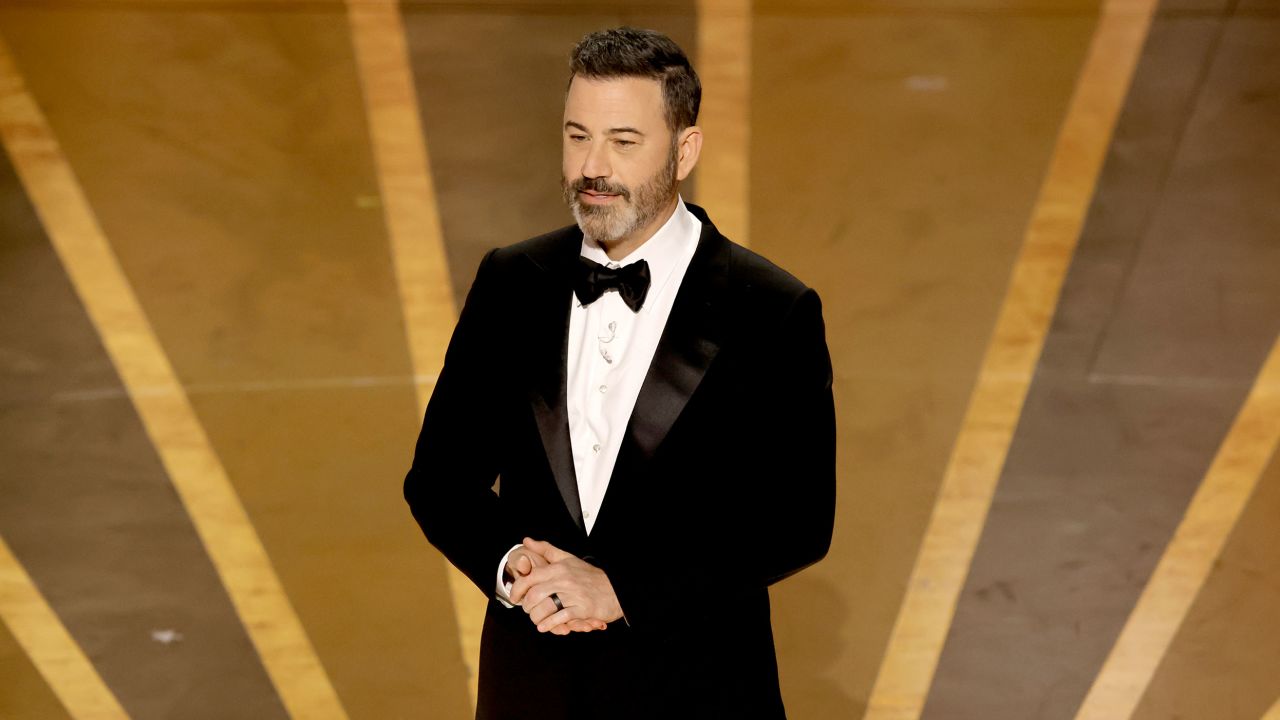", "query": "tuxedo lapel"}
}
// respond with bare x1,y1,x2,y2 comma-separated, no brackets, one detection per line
525,232,586,532
523,206,732,536
600,209,731,521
